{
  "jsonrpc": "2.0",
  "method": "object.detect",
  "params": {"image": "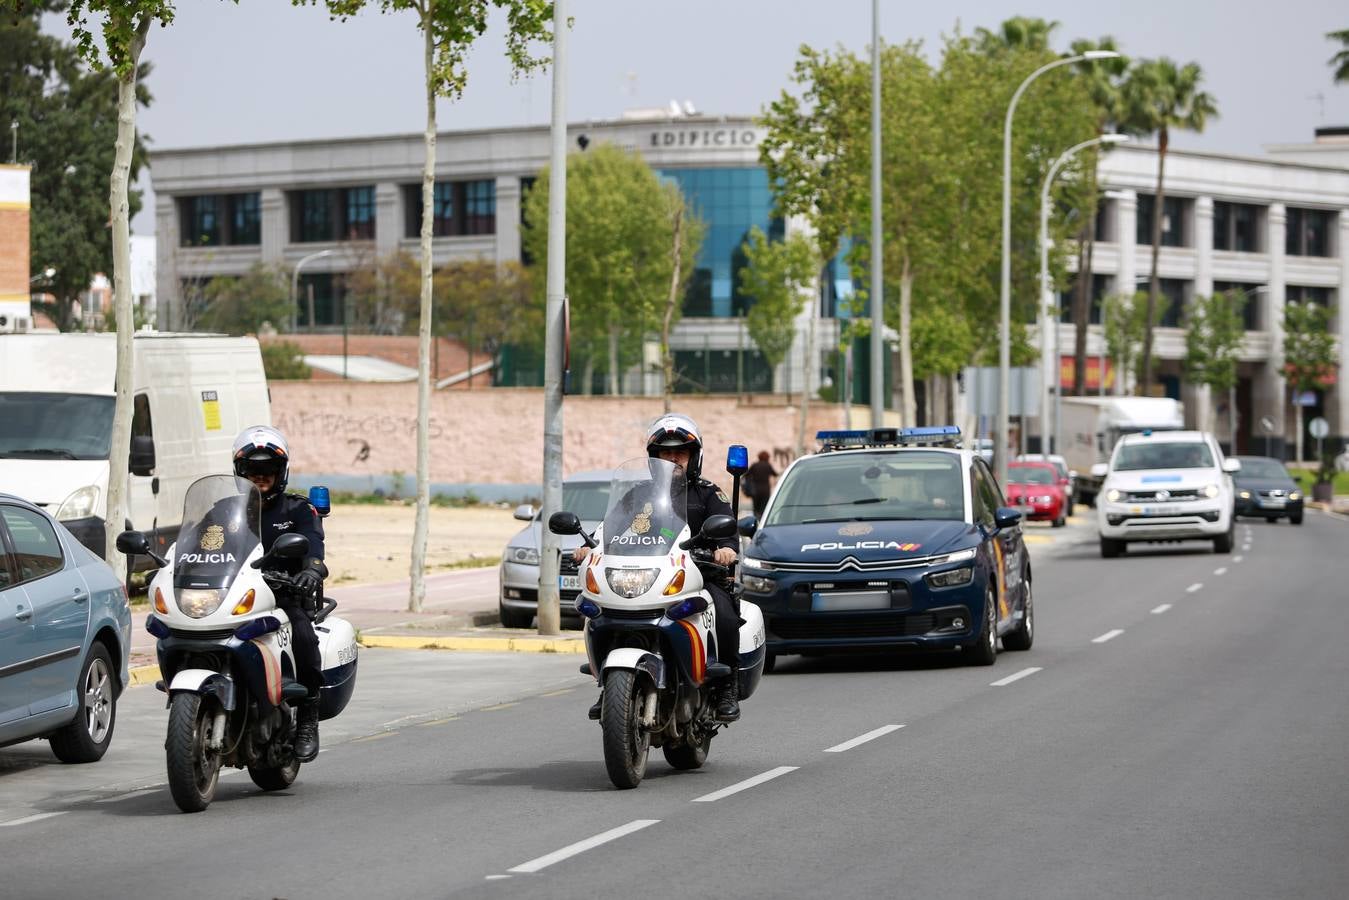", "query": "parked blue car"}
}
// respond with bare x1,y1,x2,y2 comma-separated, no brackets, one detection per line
0,493,131,762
